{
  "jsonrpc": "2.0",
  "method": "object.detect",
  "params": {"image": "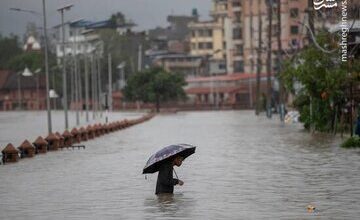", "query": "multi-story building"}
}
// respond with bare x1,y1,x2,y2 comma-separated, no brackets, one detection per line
152,54,207,78
189,0,313,75
243,0,309,74
189,0,228,75
148,14,198,54
54,19,135,61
